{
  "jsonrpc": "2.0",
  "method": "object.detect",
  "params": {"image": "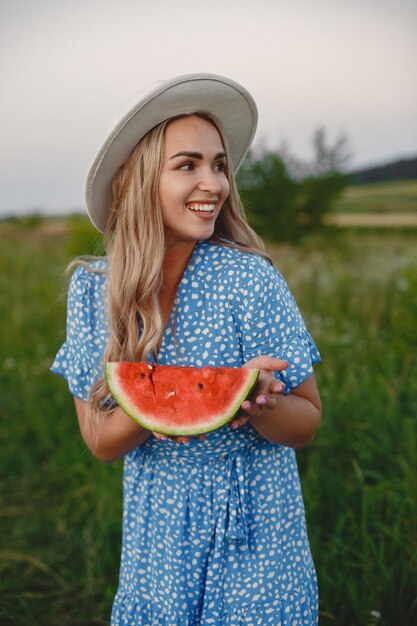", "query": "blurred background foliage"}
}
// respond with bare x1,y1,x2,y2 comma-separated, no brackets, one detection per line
237,127,350,242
